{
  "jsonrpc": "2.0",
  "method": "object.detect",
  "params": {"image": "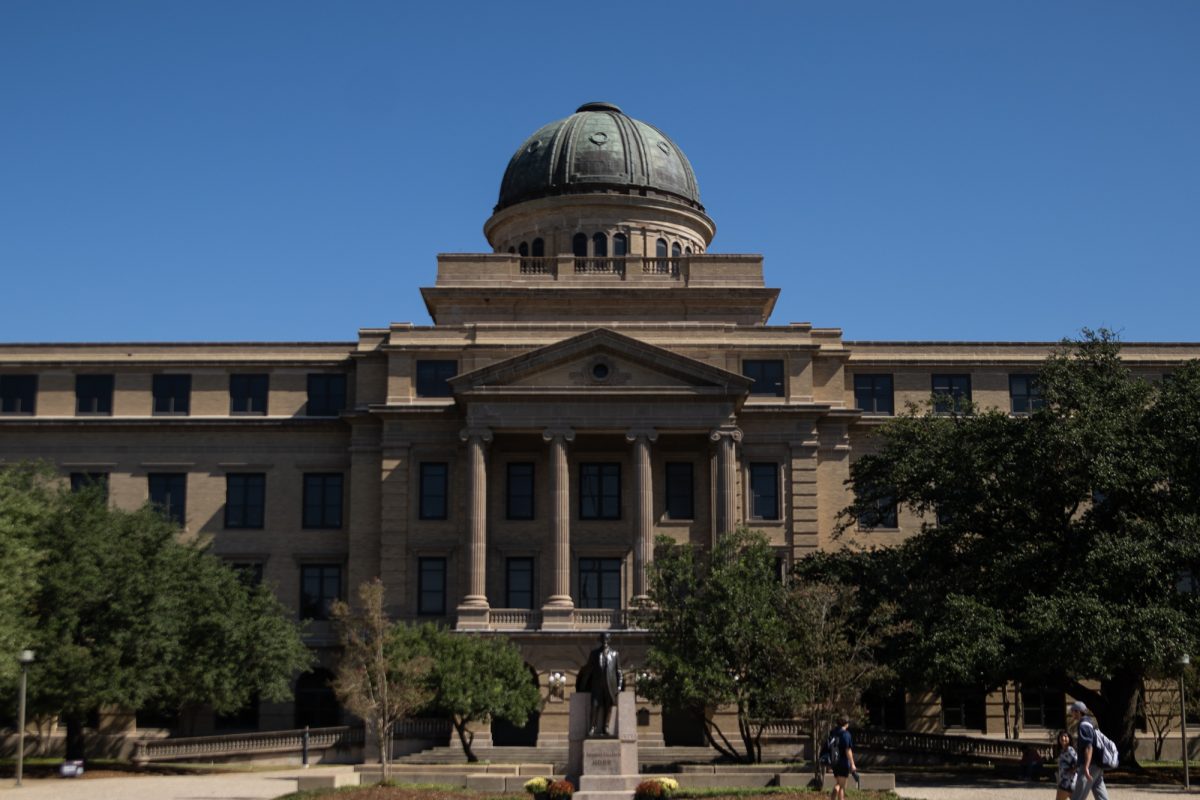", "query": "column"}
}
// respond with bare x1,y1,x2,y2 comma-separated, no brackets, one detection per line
541,427,575,629
710,425,743,537
456,426,492,630
625,427,658,604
